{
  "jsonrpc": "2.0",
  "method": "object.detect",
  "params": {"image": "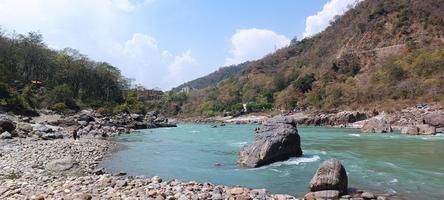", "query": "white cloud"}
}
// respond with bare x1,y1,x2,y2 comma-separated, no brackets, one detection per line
303,0,363,38
112,0,136,12
225,28,290,66
116,33,197,90
163,50,197,86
